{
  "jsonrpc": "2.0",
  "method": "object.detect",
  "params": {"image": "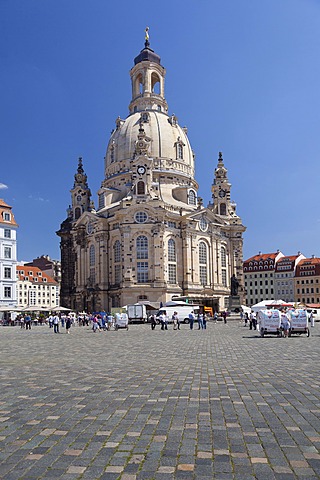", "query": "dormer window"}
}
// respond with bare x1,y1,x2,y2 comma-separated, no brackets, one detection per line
141,112,149,123
188,189,197,206
175,137,185,160
3,212,10,221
